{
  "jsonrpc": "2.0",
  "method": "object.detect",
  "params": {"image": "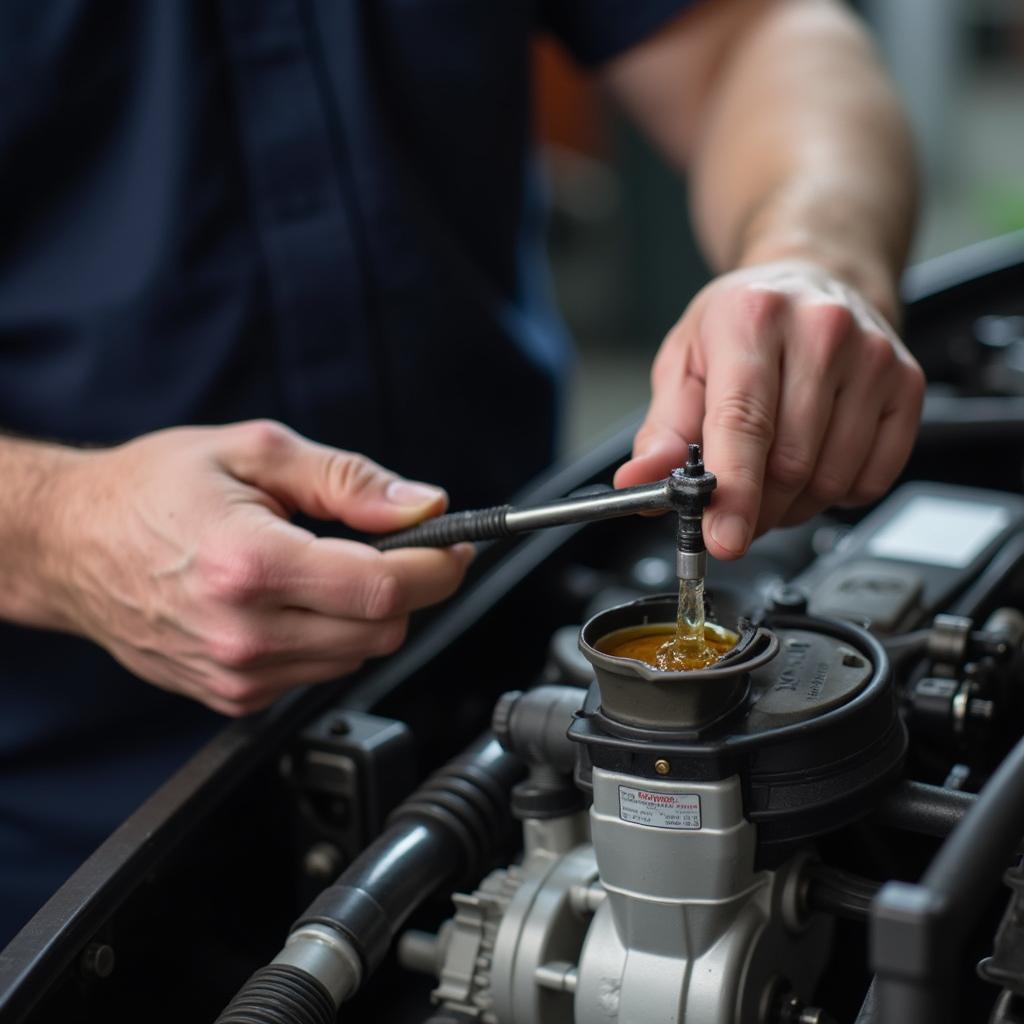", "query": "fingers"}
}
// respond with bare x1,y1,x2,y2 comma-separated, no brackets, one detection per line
614,366,705,489
217,419,449,533
113,641,359,718
204,610,411,673
280,534,475,618
195,516,474,618
85,424,475,719
200,658,367,717
775,341,923,528
179,535,474,715
180,534,475,715
700,290,785,559
178,431,477,716
755,303,856,533
849,380,924,500
775,387,883,528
